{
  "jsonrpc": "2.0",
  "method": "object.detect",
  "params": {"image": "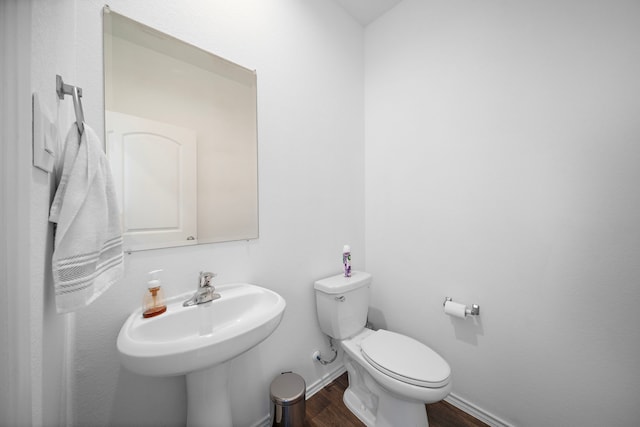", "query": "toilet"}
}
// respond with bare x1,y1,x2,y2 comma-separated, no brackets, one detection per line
314,271,451,427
